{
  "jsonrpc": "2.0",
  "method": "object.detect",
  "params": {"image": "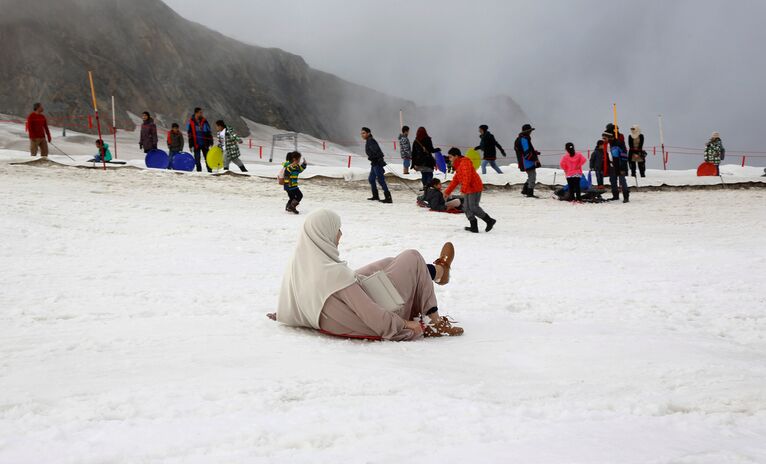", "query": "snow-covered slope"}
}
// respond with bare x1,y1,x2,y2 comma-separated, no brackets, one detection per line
1,162,764,463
